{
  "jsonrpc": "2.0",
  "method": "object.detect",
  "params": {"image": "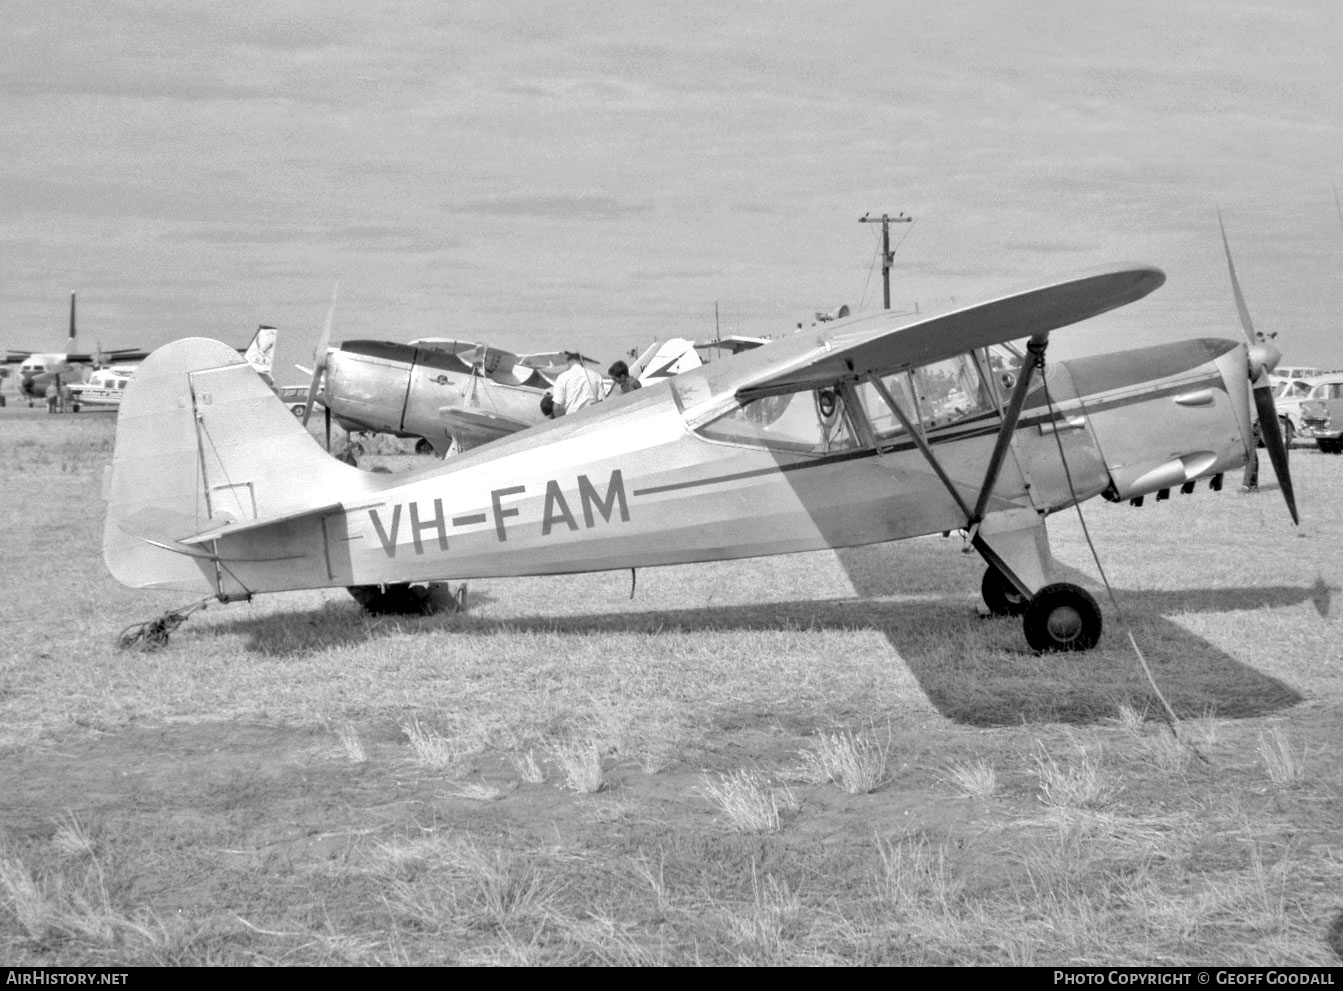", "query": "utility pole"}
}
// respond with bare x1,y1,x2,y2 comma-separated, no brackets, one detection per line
859,212,912,310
